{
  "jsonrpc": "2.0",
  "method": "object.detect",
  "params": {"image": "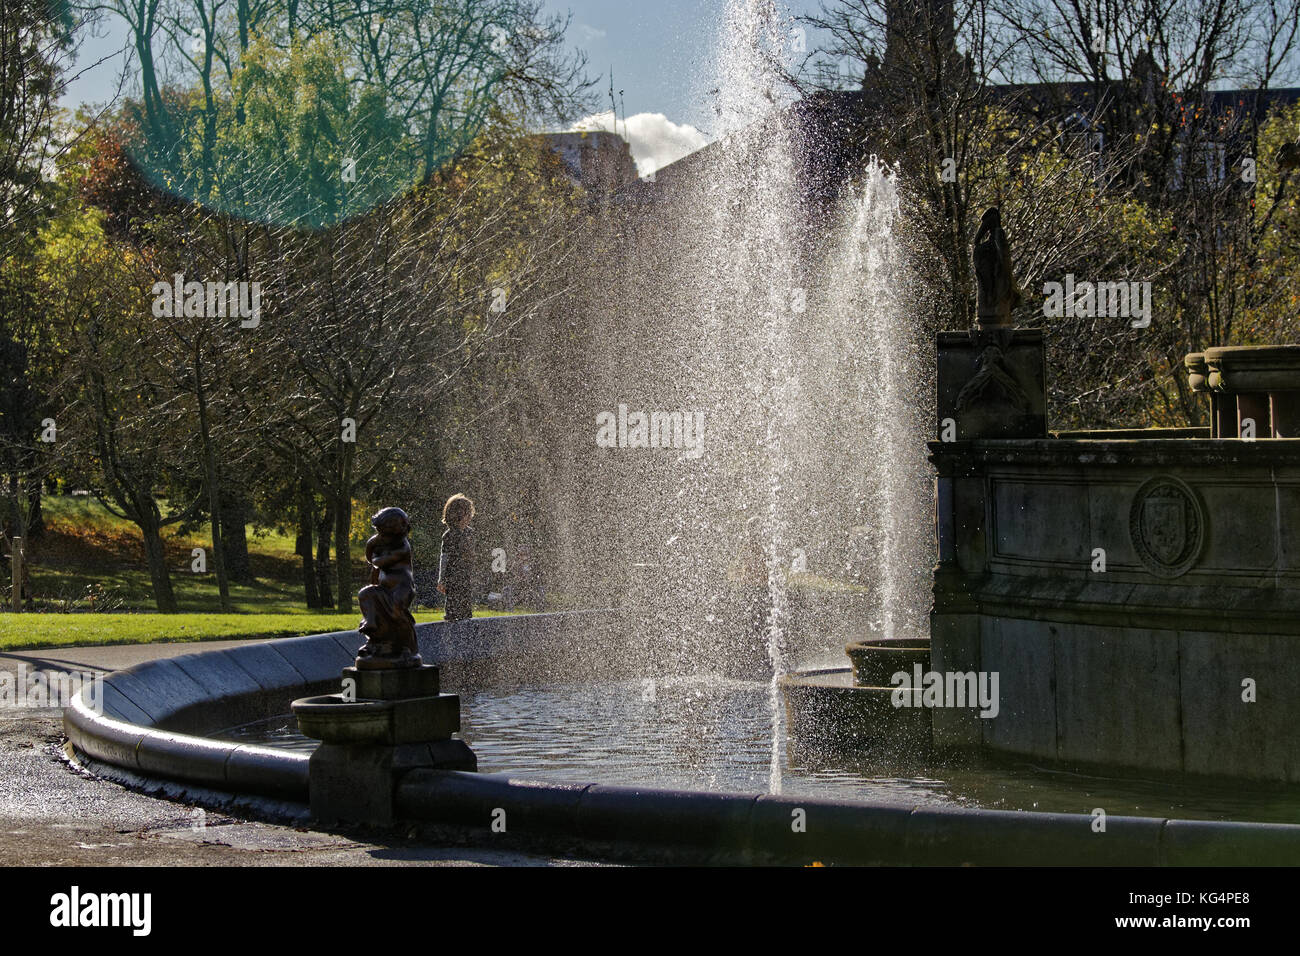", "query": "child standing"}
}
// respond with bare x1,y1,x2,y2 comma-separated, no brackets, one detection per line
437,493,476,621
